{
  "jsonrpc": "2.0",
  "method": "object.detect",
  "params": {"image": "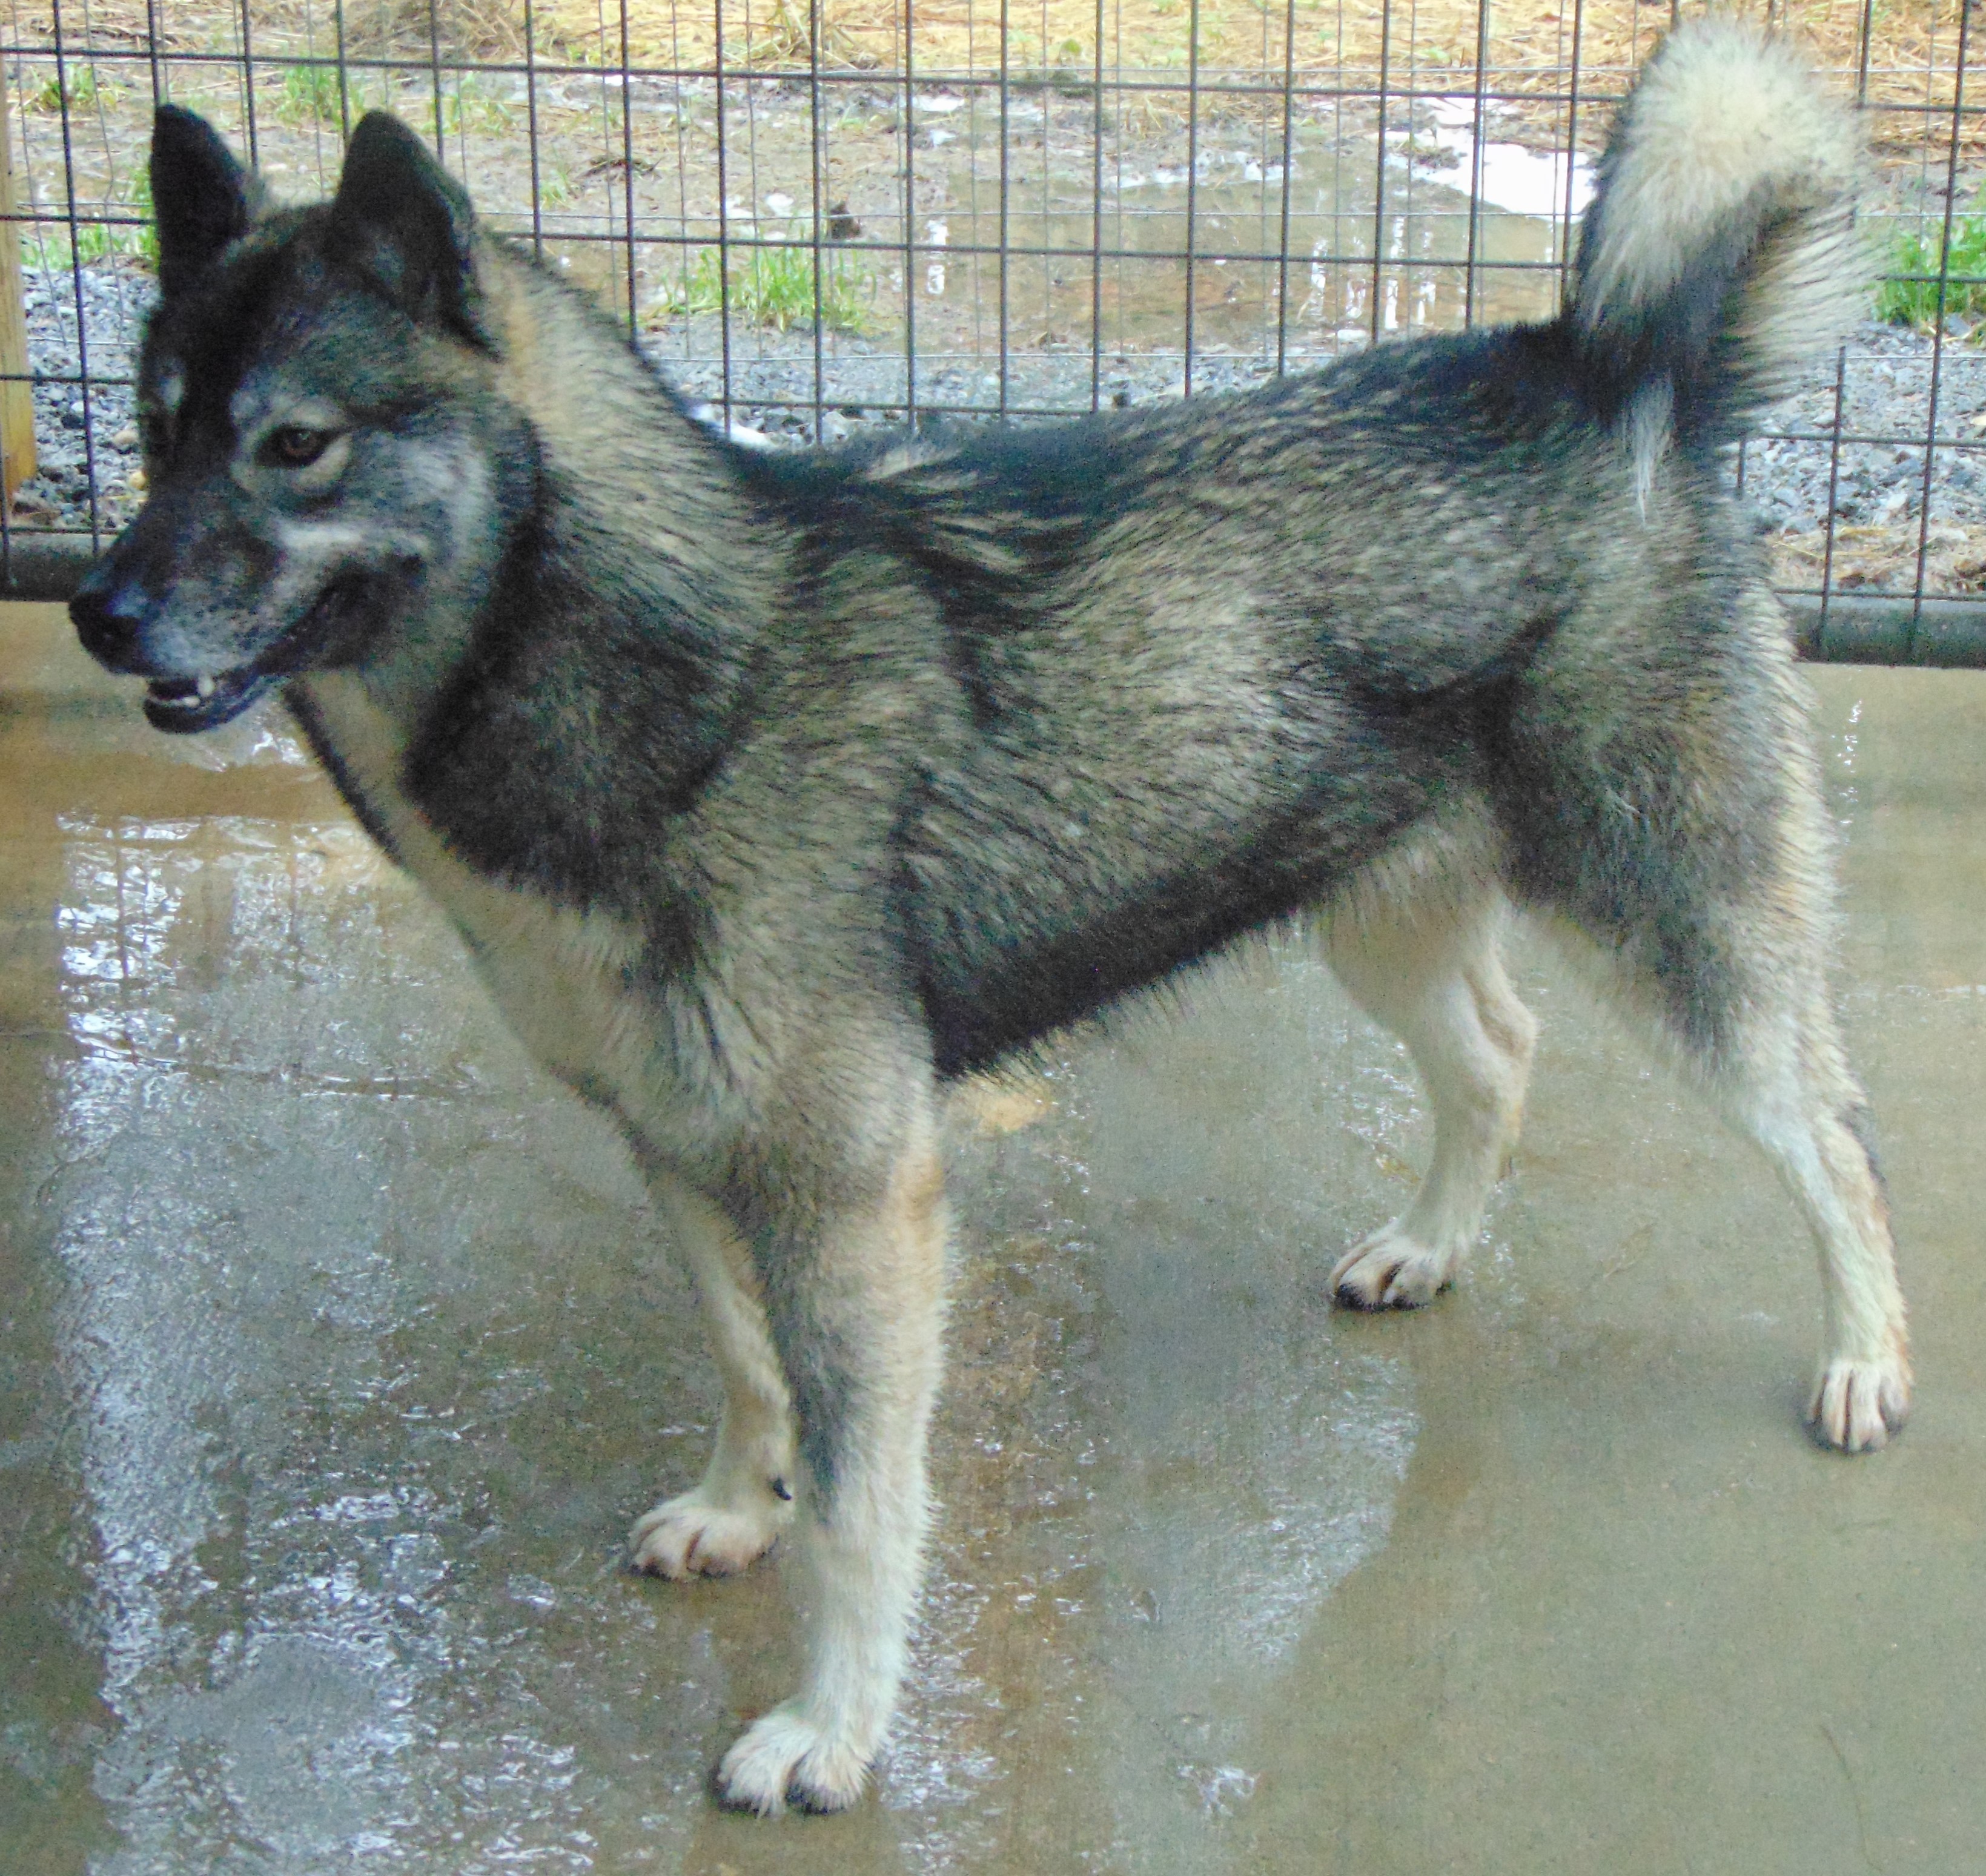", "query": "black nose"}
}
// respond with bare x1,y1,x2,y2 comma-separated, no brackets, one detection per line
70,564,147,671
